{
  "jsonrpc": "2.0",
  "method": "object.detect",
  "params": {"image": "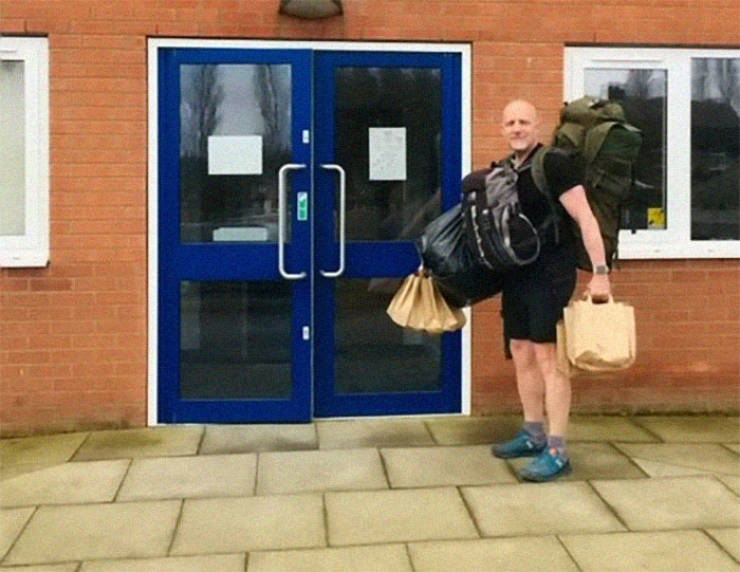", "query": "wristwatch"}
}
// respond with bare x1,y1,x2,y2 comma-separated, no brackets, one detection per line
592,264,610,275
